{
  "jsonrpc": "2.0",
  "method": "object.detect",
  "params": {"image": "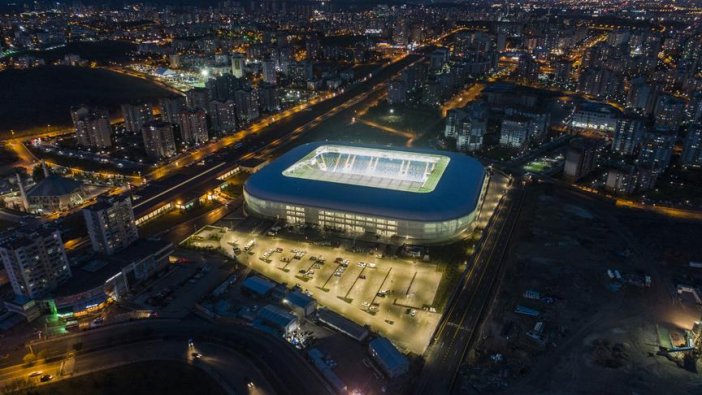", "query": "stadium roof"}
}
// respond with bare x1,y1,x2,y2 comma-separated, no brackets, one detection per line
244,142,485,222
